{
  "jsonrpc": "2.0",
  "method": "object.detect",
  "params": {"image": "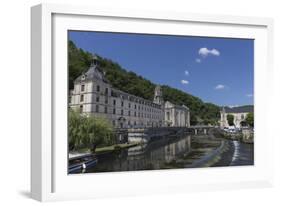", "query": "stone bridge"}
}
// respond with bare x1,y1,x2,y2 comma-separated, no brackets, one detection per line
189,125,214,135
115,126,214,143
